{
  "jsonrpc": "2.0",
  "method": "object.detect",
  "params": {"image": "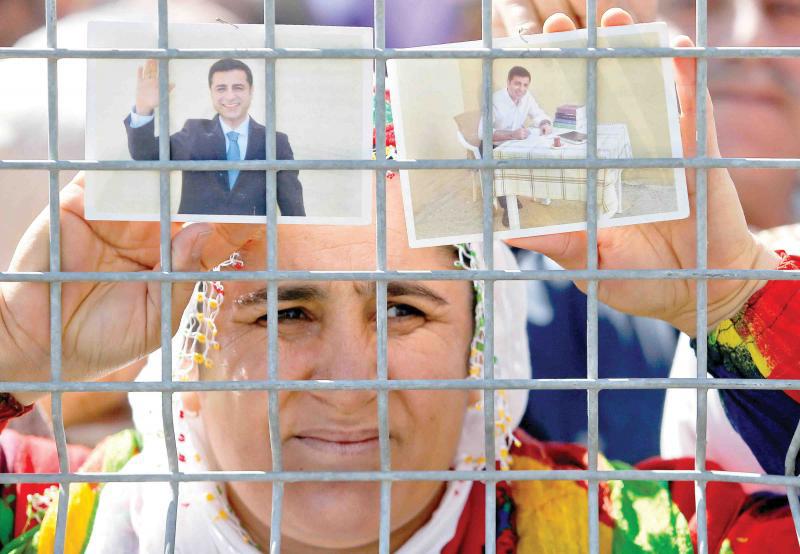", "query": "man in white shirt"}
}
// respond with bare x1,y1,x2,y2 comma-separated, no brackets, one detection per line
490,65,554,225
492,65,552,143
